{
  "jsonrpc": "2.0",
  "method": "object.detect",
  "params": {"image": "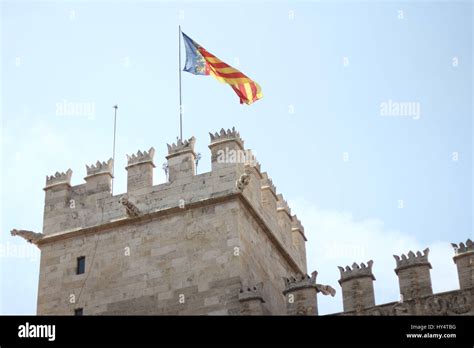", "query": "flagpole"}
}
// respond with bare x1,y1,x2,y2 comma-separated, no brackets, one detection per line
178,25,183,141
112,104,118,194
